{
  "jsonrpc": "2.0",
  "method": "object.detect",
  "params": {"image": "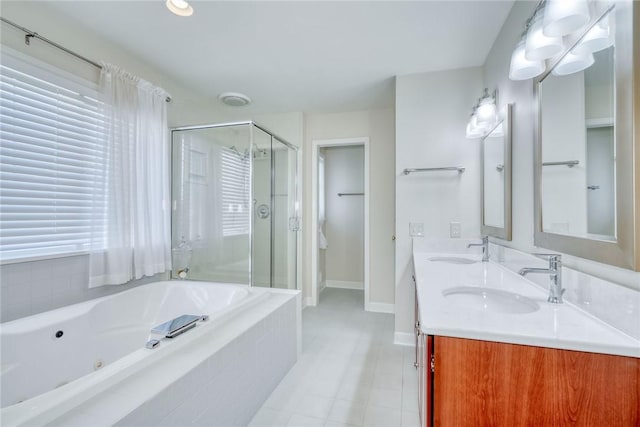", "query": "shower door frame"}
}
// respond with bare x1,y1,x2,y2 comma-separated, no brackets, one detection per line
170,121,300,290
